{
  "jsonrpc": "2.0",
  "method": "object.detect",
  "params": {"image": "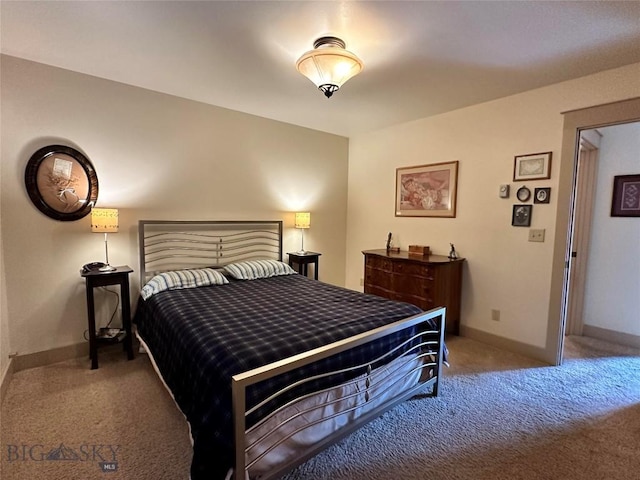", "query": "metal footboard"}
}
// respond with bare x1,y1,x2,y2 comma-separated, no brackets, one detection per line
231,306,446,480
